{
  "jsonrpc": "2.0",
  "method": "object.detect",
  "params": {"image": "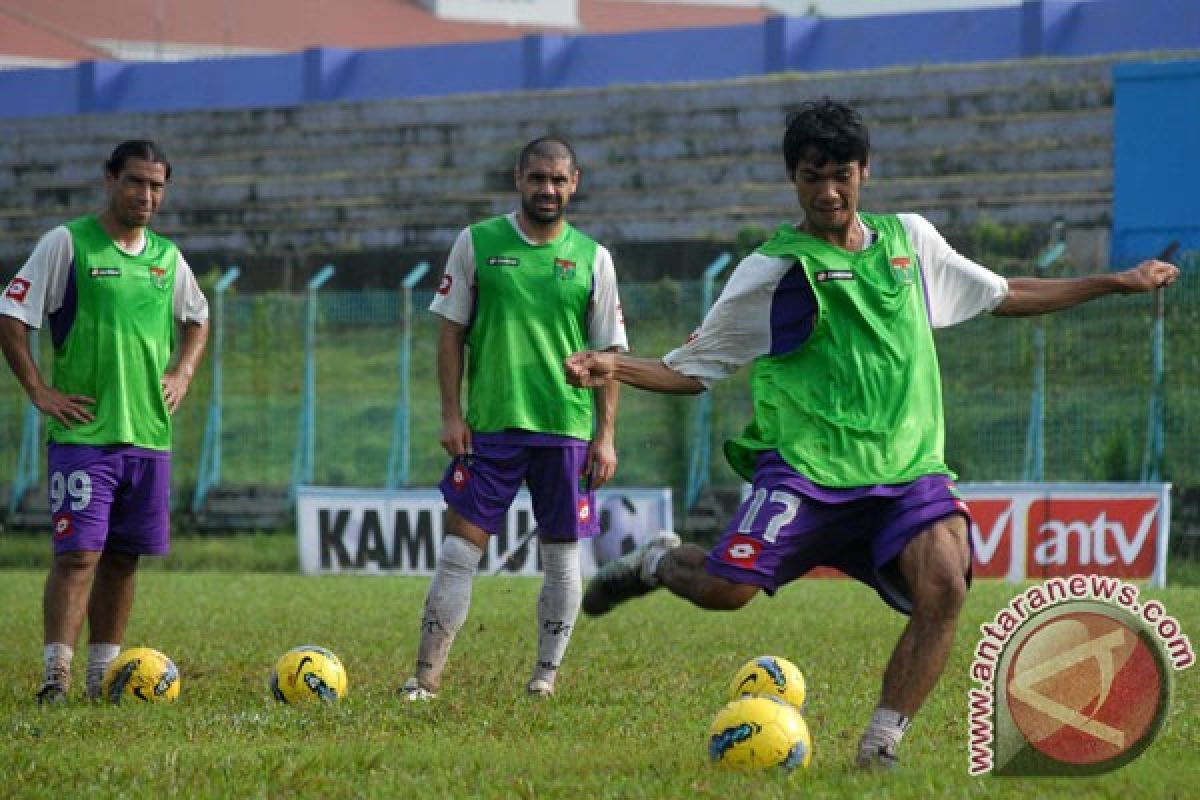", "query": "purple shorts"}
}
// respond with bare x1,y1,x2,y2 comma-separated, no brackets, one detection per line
439,431,599,540
47,443,172,556
706,453,972,614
